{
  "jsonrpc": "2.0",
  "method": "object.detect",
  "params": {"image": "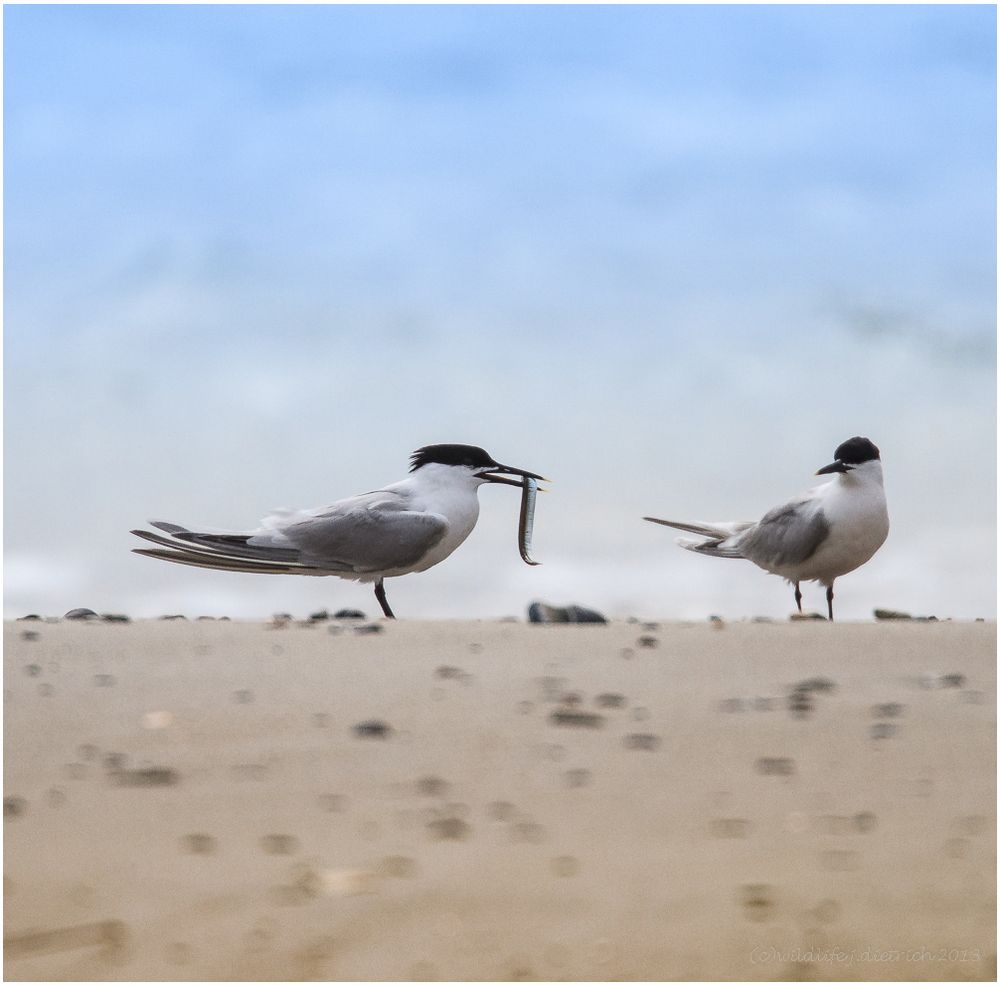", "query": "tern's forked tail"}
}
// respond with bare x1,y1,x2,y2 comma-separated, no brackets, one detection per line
643,516,752,559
